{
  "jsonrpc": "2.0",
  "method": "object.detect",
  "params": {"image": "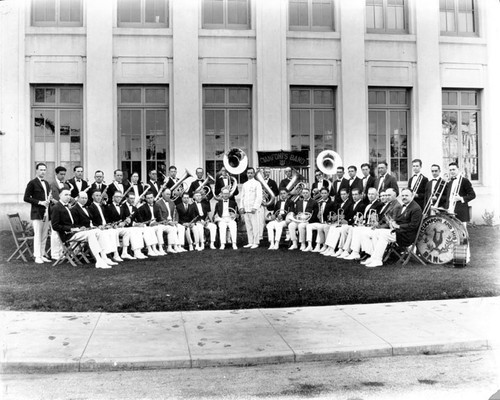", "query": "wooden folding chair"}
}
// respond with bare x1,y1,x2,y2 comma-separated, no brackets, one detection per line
52,231,91,267
7,213,34,262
